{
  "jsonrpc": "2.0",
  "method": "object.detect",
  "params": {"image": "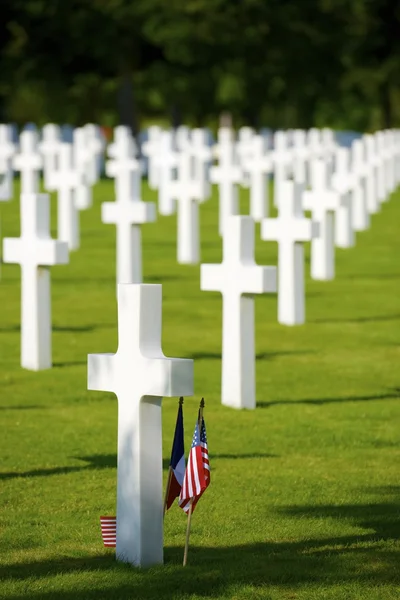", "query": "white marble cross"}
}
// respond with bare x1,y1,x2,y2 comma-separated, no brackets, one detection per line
87,283,193,566
243,135,271,221
210,130,242,235
39,123,61,190
374,132,386,204
108,126,135,161
201,216,276,409
303,159,342,280
363,135,379,214
51,143,82,251
292,130,309,184
330,147,354,248
13,131,42,194
103,140,156,285
272,131,291,207
154,131,178,216
350,140,369,231
261,181,318,325
236,126,255,188
3,193,69,370
190,128,212,202
171,150,203,264
142,126,162,190
383,130,396,196
0,124,16,201
84,123,105,184
72,128,92,211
